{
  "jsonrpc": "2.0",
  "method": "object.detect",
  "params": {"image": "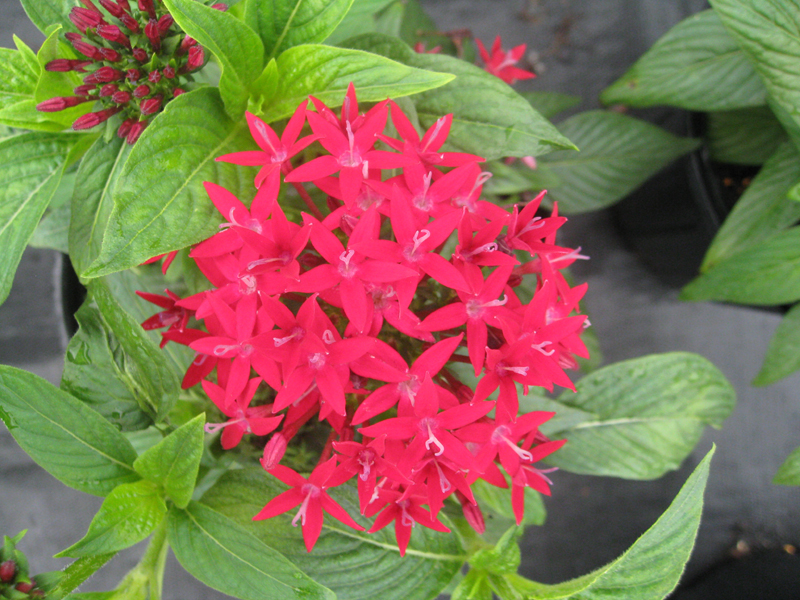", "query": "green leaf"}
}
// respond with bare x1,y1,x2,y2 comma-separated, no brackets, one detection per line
60,294,155,432
57,481,166,558
19,0,73,33
0,365,139,497
344,34,575,159
472,478,546,528
525,353,734,479
245,0,355,61
452,570,493,600
167,502,335,600
50,553,117,600
520,91,581,120
0,47,38,112
489,111,699,214
469,527,523,575
509,448,714,600
753,302,800,385
600,10,766,110
0,132,77,305
774,446,800,485
702,142,800,270
325,0,394,45
14,35,41,76
87,279,180,422
201,468,465,600
30,197,71,252
69,137,132,275
710,0,800,132
84,87,256,278
683,226,800,305
163,0,264,117
258,43,454,122
706,106,788,165
133,414,205,508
